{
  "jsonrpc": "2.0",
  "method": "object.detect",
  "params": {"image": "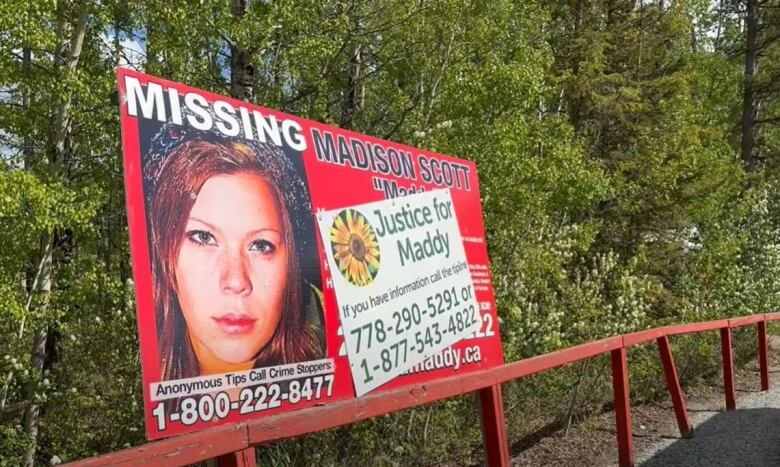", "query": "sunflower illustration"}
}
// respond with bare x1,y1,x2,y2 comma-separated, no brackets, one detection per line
330,209,381,286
